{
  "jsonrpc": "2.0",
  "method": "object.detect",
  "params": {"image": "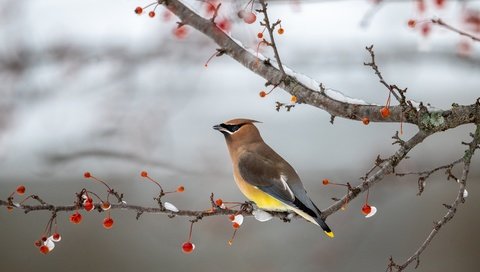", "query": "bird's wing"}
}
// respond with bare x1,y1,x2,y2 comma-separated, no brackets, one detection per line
237,151,297,203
